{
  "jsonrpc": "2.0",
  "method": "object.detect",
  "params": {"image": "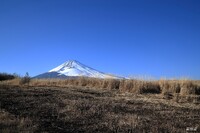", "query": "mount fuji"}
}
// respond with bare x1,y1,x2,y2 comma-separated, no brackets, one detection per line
34,60,122,79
